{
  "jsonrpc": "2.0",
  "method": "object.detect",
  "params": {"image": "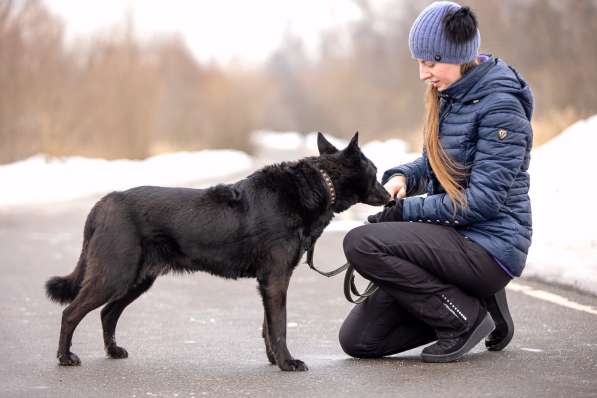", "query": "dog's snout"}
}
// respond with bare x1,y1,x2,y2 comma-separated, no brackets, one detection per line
364,183,391,206
378,188,391,204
